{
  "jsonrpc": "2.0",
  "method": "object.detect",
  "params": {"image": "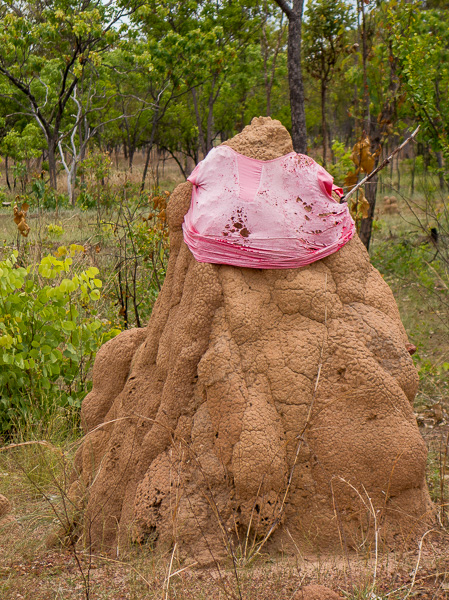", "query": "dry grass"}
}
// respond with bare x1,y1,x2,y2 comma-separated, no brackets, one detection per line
0,150,185,197
1,434,449,599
